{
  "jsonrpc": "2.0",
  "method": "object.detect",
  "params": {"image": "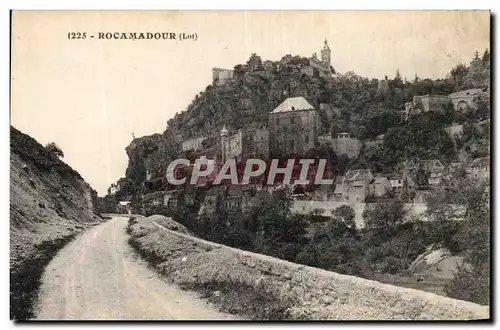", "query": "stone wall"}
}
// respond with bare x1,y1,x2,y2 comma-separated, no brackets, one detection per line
292,201,429,228
129,218,489,320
